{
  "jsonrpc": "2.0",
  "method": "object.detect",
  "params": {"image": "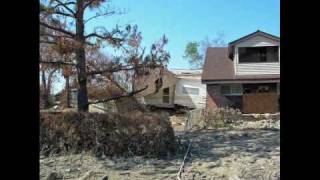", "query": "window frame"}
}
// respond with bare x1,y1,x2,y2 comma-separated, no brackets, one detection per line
162,87,170,103
238,46,279,63
221,84,243,96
